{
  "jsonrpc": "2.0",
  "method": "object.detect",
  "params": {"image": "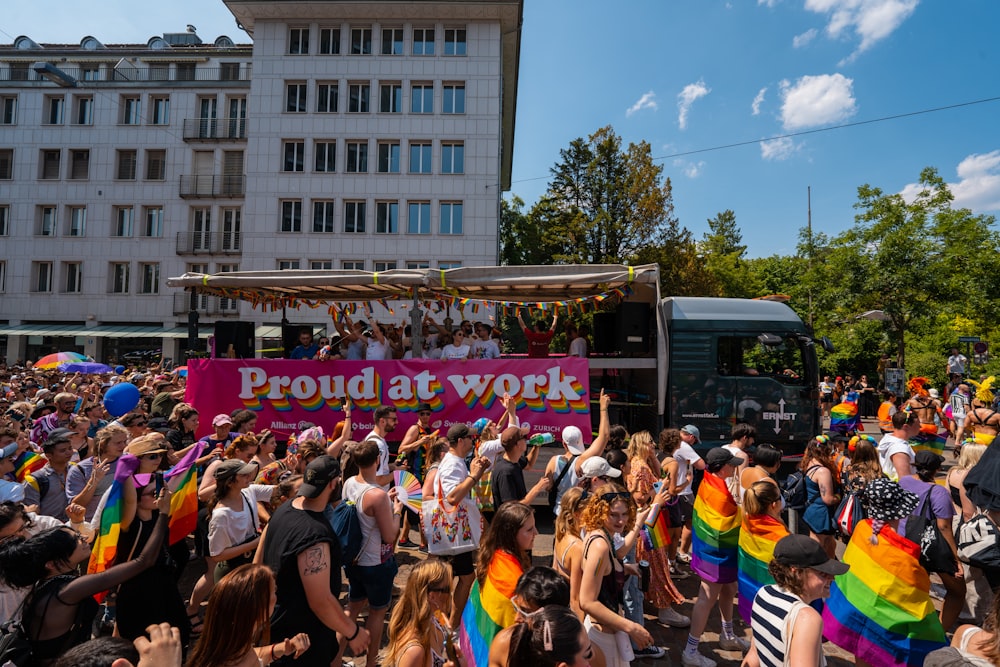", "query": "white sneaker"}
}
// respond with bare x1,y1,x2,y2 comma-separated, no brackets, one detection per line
681,651,717,667
658,607,691,627
676,551,692,563
719,635,750,652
